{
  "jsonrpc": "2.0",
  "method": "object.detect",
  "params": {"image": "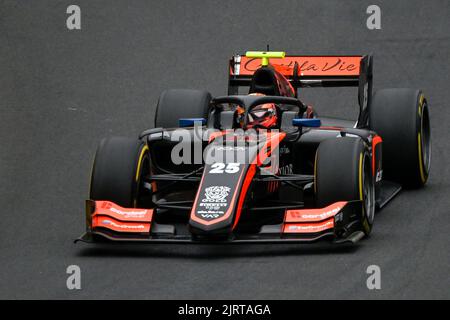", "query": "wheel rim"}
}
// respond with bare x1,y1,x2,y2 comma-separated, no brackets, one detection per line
135,150,151,207
420,103,431,176
362,155,375,224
